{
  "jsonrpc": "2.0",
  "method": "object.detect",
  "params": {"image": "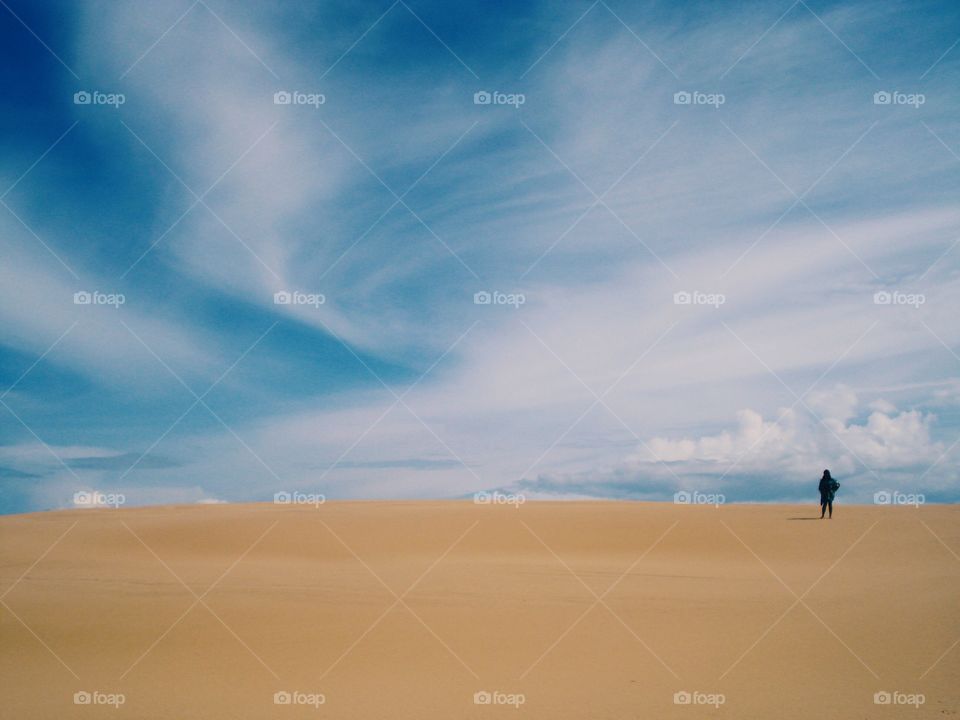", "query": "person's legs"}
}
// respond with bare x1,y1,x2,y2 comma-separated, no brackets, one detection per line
820,498,826,518
828,499,833,518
